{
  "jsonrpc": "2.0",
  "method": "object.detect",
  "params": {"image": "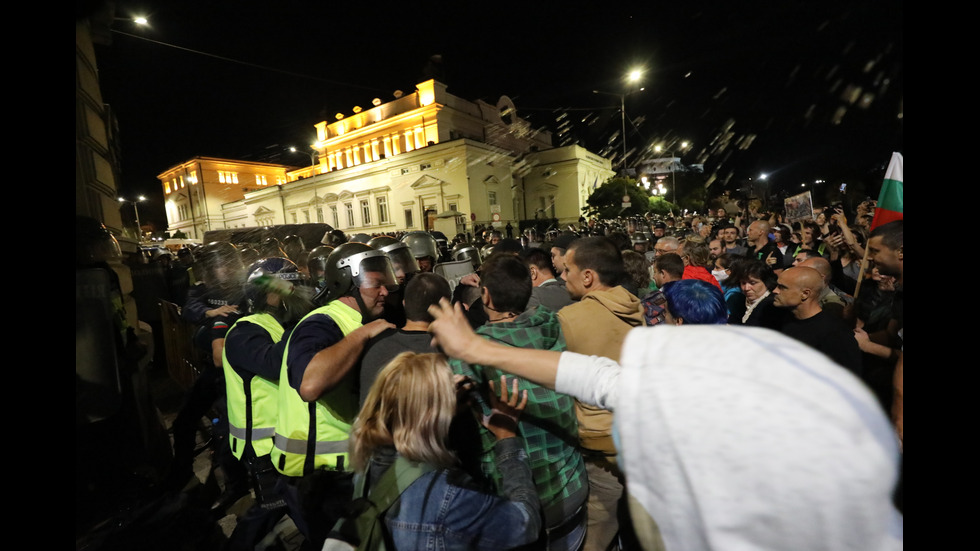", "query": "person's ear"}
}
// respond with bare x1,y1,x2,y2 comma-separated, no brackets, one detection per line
582,269,594,287
897,246,903,261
